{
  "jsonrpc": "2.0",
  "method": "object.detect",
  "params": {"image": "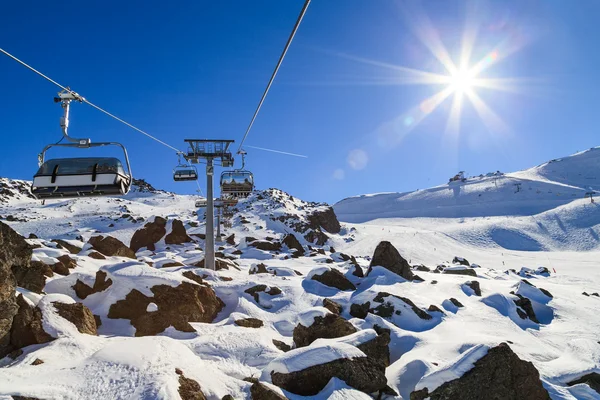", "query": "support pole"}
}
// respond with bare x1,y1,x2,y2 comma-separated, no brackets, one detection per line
216,208,221,240
205,158,215,270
